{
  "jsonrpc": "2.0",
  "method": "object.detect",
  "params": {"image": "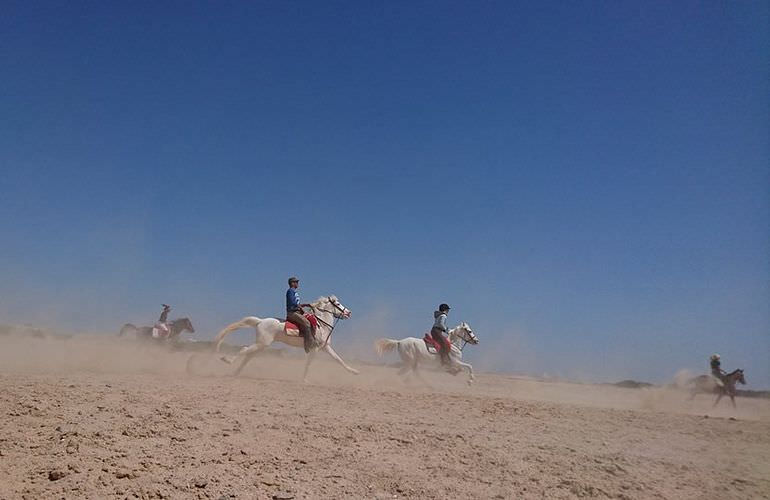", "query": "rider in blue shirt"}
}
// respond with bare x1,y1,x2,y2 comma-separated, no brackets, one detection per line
286,277,317,353
286,287,301,312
